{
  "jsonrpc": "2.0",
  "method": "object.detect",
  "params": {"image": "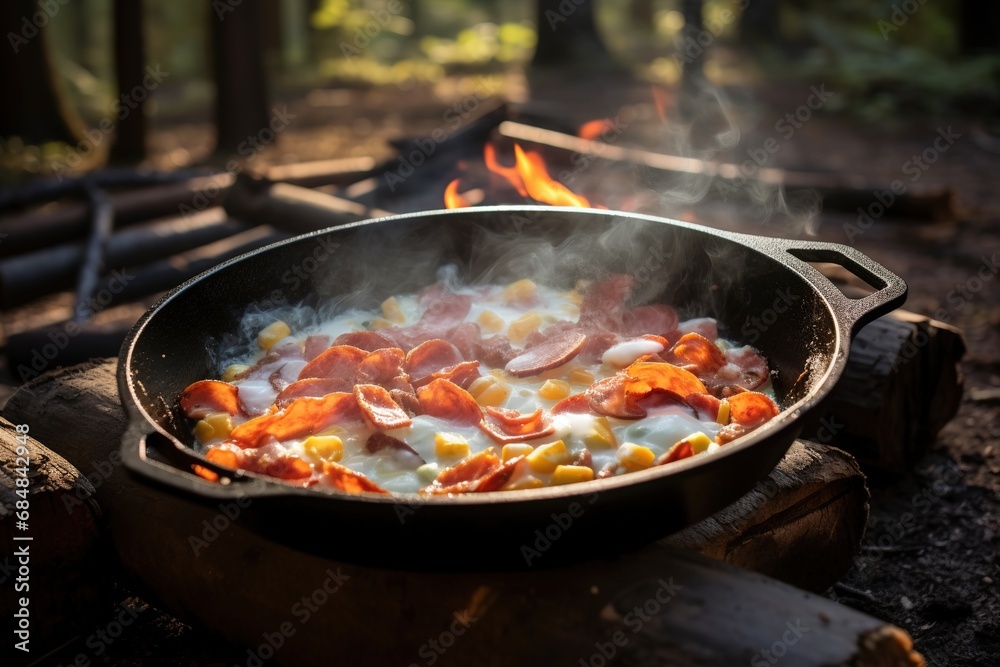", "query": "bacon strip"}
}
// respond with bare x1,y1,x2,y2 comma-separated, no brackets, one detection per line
622,304,679,338
480,406,555,443
624,360,708,396
727,391,780,429
333,331,397,352
586,375,645,419
505,331,587,377
353,384,412,430
404,339,465,386
365,433,425,466
298,345,367,380
180,380,240,418
275,377,353,407
228,392,361,449
322,461,389,494
551,393,591,414
416,378,483,426
303,335,331,361
354,347,406,386
667,333,726,376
